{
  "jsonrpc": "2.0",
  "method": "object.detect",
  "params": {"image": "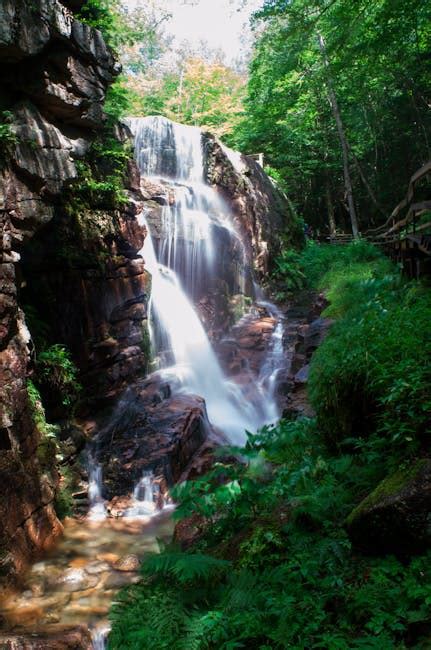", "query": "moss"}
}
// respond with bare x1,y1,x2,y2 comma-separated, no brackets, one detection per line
140,321,152,372
37,437,57,470
346,459,429,526
229,294,252,324
53,463,74,519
